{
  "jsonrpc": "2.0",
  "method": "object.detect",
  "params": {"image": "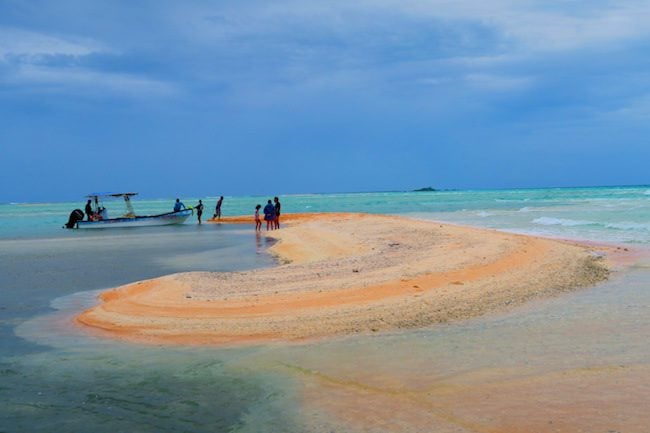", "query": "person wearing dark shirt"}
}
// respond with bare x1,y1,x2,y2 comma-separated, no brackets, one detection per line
214,196,224,220
84,199,93,221
195,199,204,224
273,196,281,230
